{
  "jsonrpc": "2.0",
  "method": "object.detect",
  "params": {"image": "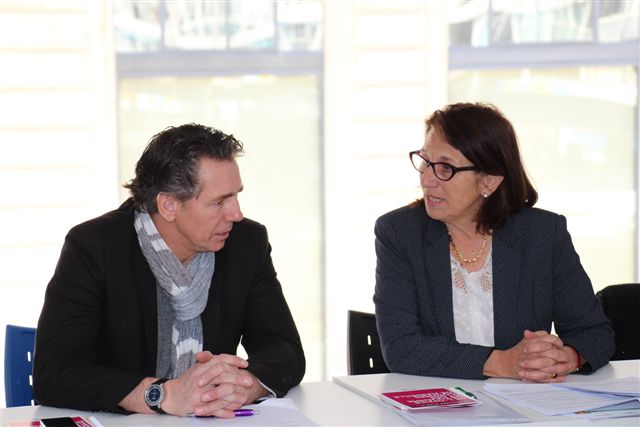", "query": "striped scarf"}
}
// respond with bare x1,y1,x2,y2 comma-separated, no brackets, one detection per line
134,211,214,378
